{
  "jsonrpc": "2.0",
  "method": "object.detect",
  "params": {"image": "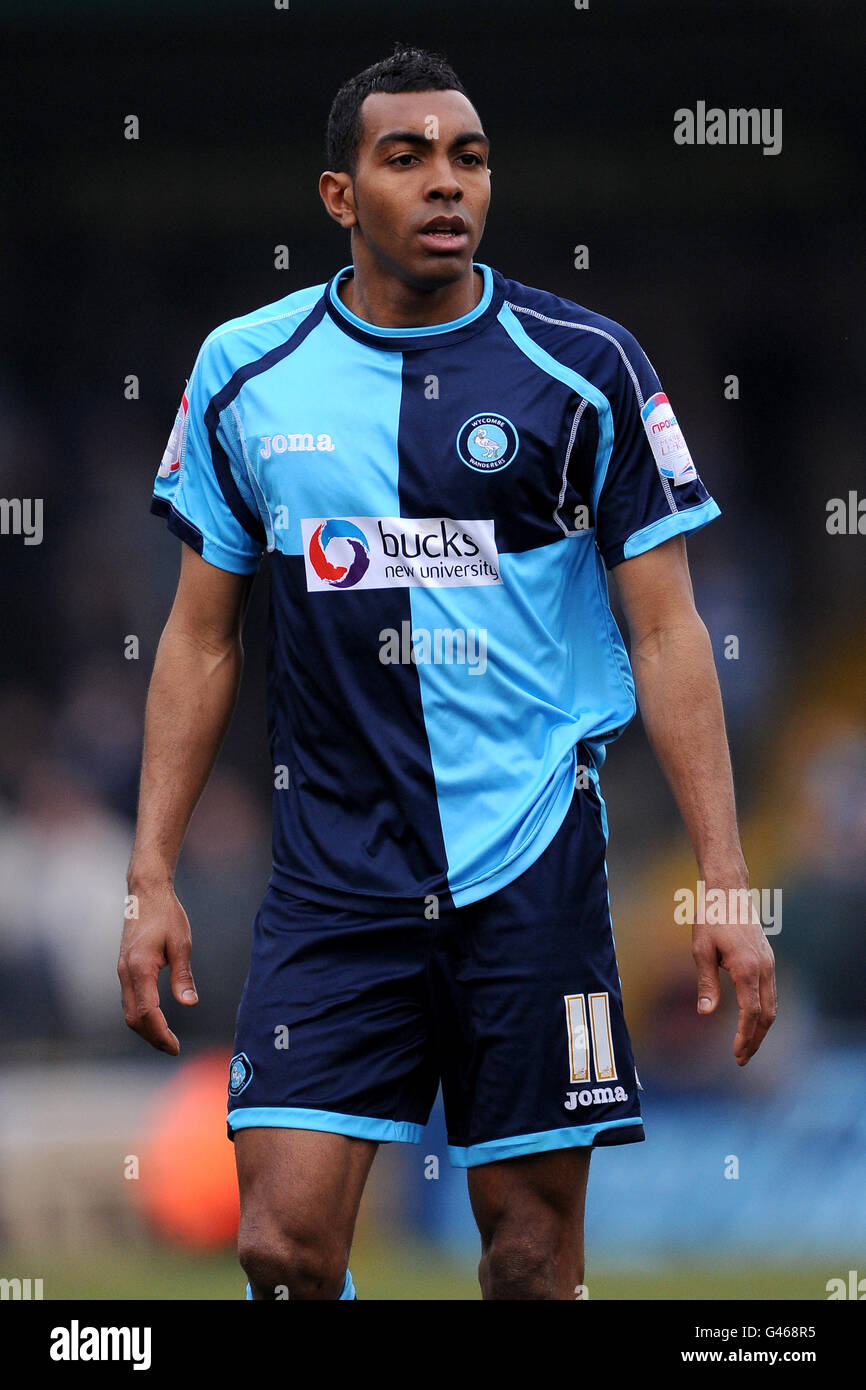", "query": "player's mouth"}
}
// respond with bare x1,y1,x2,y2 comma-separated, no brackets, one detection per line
417,215,469,253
